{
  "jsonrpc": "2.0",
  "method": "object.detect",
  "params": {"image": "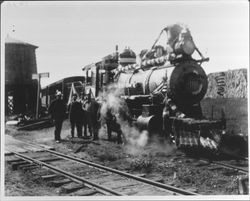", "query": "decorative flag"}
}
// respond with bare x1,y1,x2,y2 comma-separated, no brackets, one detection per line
67,83,78,105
